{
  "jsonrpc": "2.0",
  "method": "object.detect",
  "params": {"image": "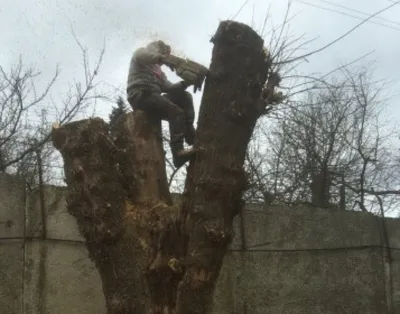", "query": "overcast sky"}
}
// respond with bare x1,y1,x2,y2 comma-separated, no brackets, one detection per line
2,0,400,123
2,0,400,211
